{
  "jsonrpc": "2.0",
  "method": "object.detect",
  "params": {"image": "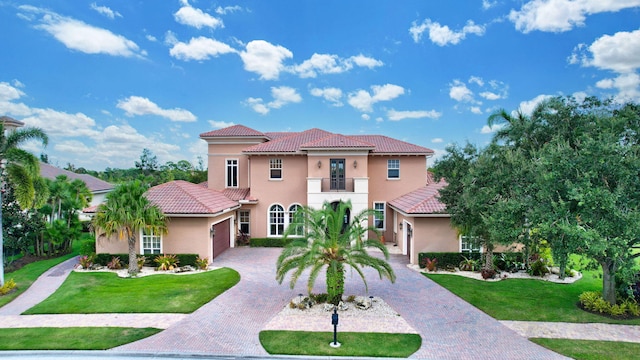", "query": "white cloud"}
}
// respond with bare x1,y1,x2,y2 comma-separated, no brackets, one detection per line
470,106,483,114
387,109,441,121
0,82,25,102
410,18,485,45
22,108,101,138
245,86,302,114
215,5,243,15
292,53,383,78
54,139,92,154
169,36,236,61
449,80,474,102
481,123,505,134
479,91,502,100
347,84,405,112
208,120,235,129
239,40,293,80
20,6,143,58
509,0,640,33
146,34,157,42
580,29,640,73
310,87,343,106
469,76,484,86
596,73,640,102
117,96,197,122
361,114,371,121
90,3,122,19
174,0,223,29
164,31,178,46
518,94,553,115
431,138,444,143
482,0,498,10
